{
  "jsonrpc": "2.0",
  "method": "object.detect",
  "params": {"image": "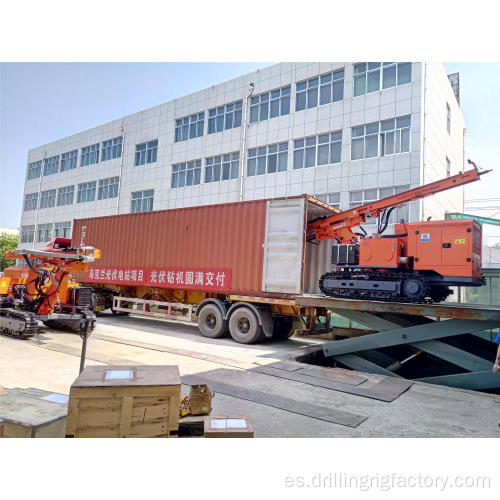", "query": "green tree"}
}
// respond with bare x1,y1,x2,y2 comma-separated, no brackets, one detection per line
0,234,18,271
